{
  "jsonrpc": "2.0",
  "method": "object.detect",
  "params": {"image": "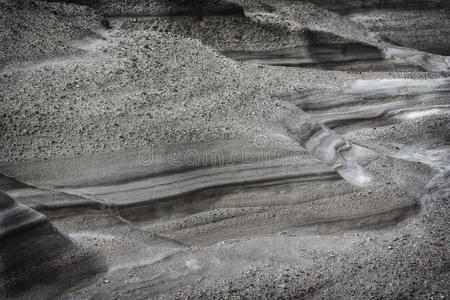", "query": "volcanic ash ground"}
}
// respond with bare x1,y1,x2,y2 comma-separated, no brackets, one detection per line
0,0,449,299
